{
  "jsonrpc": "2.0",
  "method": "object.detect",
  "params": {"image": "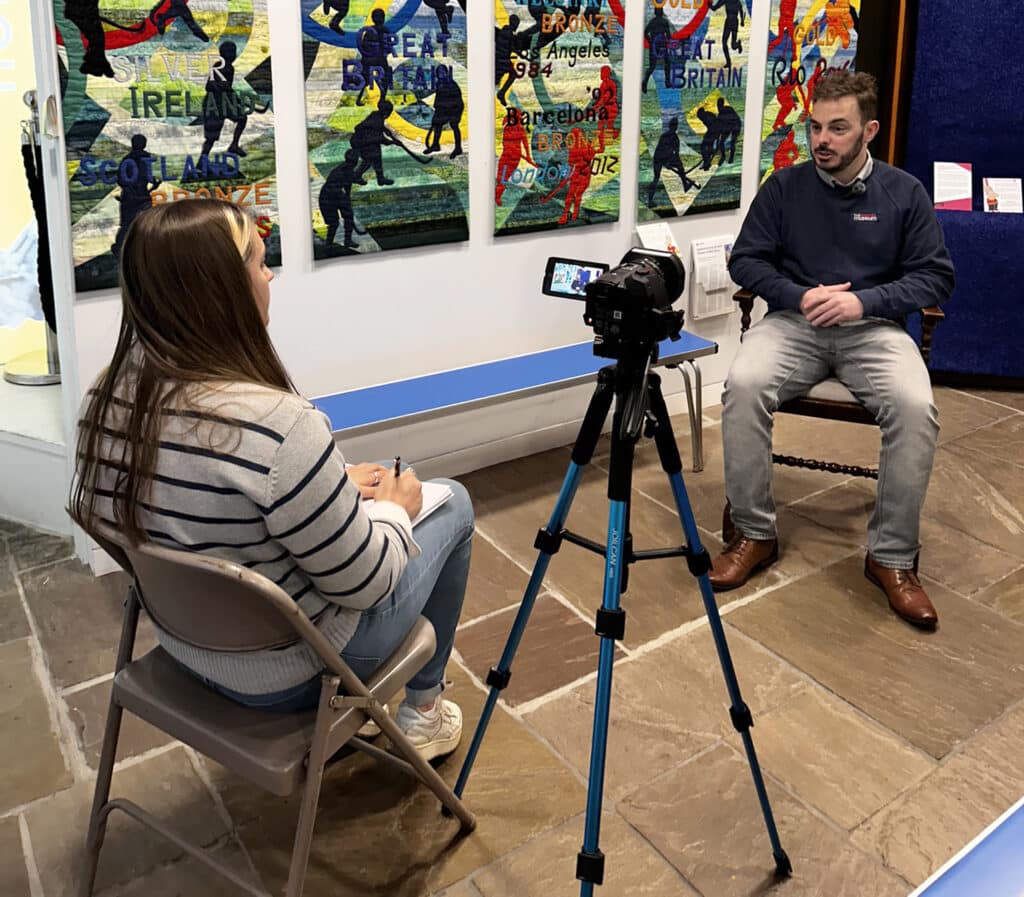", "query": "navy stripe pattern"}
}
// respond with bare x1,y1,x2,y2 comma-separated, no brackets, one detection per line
82,381,415,695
